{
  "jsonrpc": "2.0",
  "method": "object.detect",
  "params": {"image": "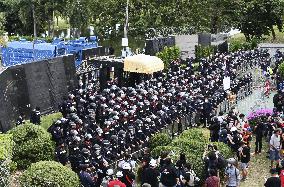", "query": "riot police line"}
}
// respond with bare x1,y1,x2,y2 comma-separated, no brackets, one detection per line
46,49,271,186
